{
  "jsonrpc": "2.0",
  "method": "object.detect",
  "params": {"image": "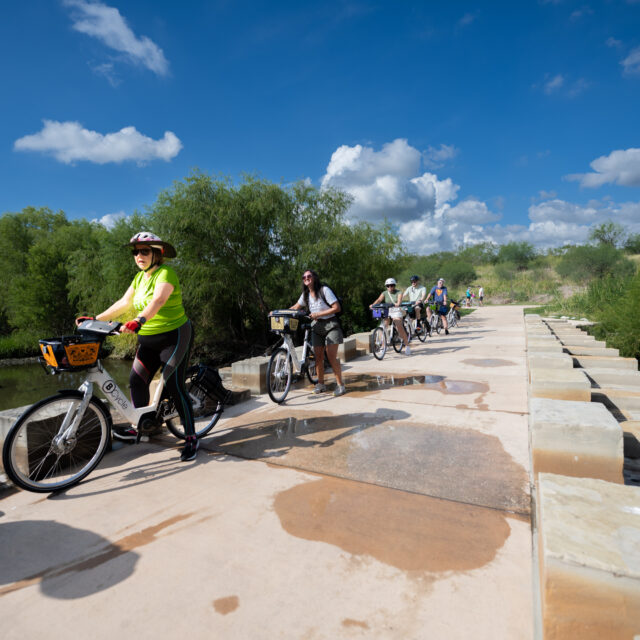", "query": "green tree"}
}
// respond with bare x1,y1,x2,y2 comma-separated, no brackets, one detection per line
588,220,626,248
623,233,640,254
496,242,536,270
148,171,403,356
